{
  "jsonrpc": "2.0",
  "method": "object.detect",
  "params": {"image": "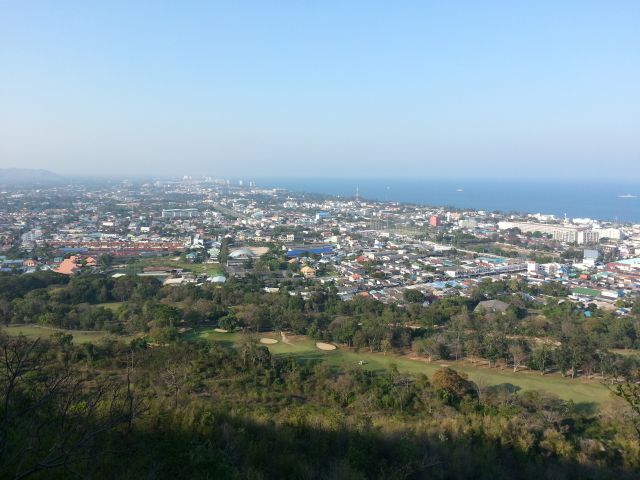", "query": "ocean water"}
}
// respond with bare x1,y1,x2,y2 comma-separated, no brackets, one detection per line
257,178,640,223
